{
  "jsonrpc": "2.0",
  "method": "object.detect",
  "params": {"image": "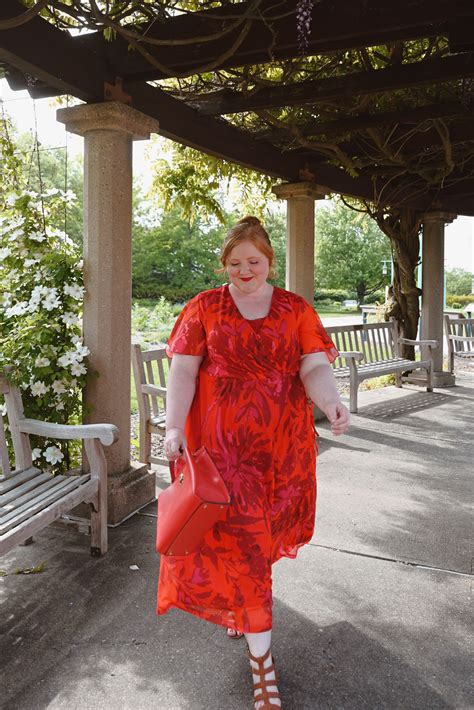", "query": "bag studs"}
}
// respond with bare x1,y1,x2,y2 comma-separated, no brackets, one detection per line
203,504,208,509
179,473,184,484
